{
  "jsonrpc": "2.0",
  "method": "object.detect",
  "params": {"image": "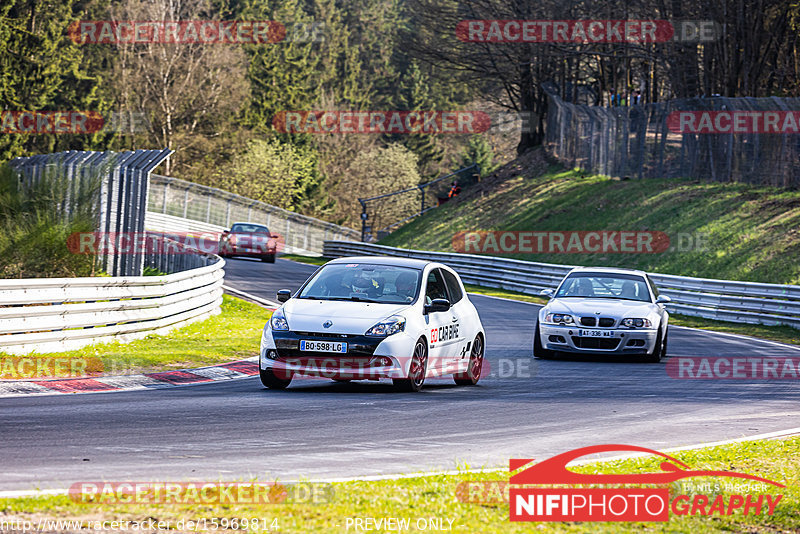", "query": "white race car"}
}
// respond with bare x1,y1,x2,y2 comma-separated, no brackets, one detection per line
259,257,486,391
534,267,670,362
